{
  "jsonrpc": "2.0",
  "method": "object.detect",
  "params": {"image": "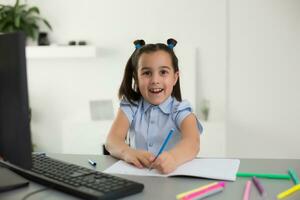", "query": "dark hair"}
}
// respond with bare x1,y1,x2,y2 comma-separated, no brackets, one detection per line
118,39,182,105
